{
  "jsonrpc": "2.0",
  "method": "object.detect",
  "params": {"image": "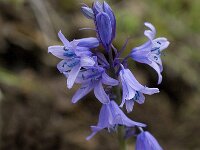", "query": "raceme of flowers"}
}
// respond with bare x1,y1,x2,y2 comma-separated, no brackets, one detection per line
48,1,169,149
